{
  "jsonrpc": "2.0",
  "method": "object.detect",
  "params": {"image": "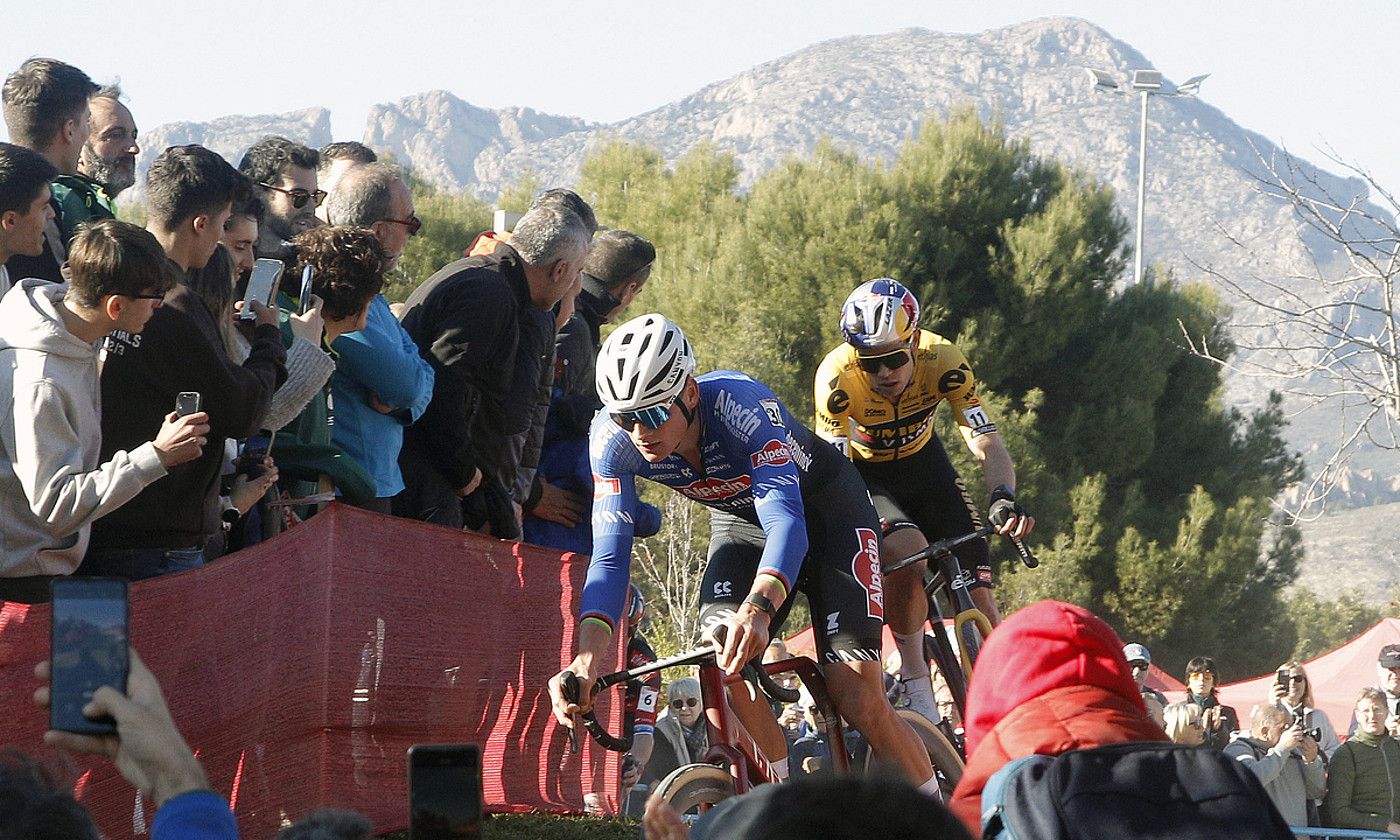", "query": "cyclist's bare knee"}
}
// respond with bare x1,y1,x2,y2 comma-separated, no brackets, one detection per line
881,528,928,573
824,660,896,732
